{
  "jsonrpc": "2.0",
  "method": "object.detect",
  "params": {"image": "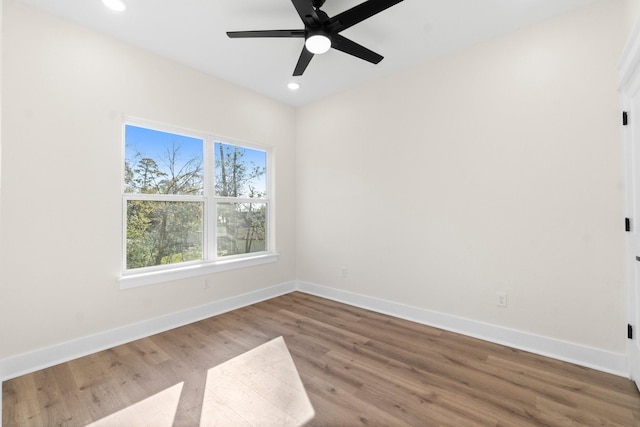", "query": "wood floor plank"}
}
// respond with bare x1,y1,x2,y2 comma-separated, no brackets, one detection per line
319,345,505,426
487,353,640,412
3,375,41,425
3,291,640,426
303,375,412,427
